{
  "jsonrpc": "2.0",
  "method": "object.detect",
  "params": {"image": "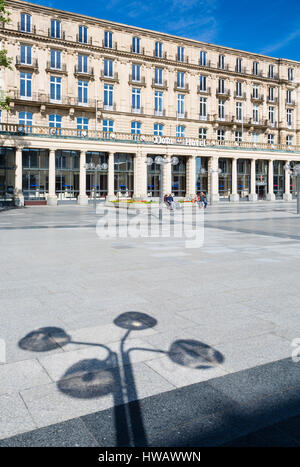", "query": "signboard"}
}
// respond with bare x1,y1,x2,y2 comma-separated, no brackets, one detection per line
153,136,206,147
